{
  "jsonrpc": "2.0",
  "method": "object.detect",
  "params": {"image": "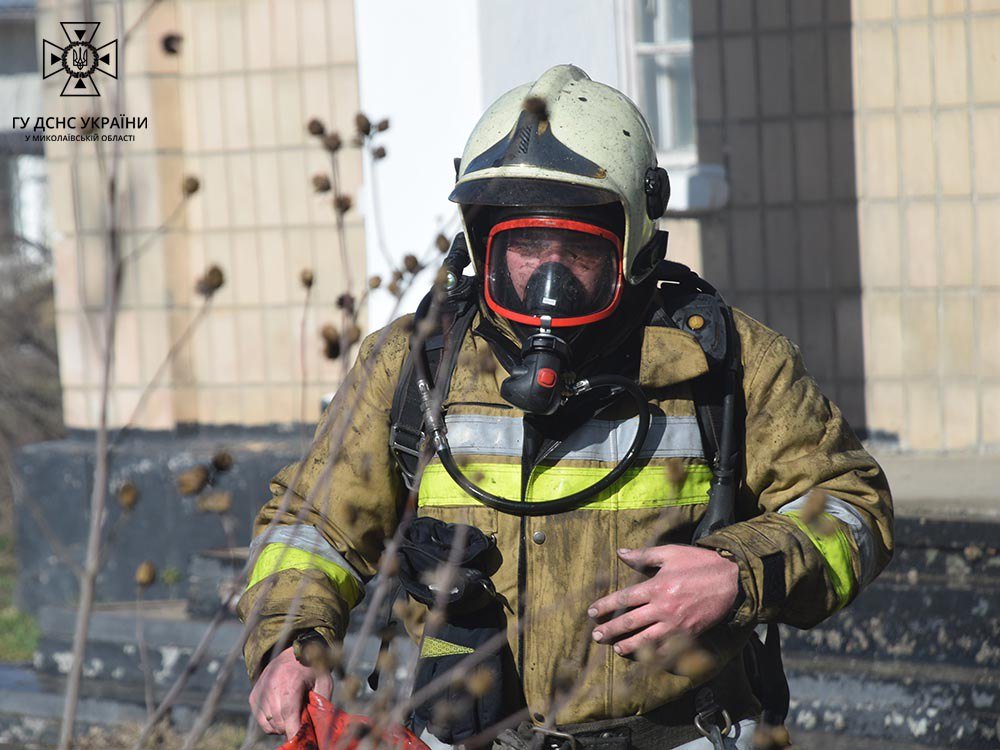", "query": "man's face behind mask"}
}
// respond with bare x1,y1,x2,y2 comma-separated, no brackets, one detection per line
485,217,623,328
